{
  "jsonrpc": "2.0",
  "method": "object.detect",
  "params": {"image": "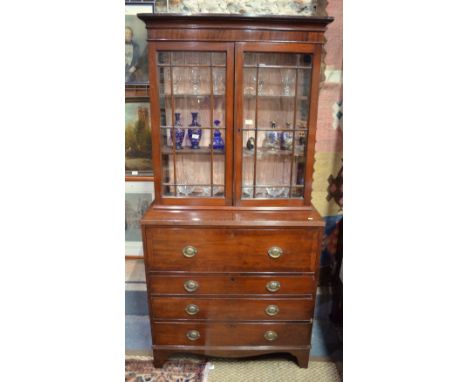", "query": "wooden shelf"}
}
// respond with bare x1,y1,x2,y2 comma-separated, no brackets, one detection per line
161,147,225,155
243,147,305,157
160,93,225,97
